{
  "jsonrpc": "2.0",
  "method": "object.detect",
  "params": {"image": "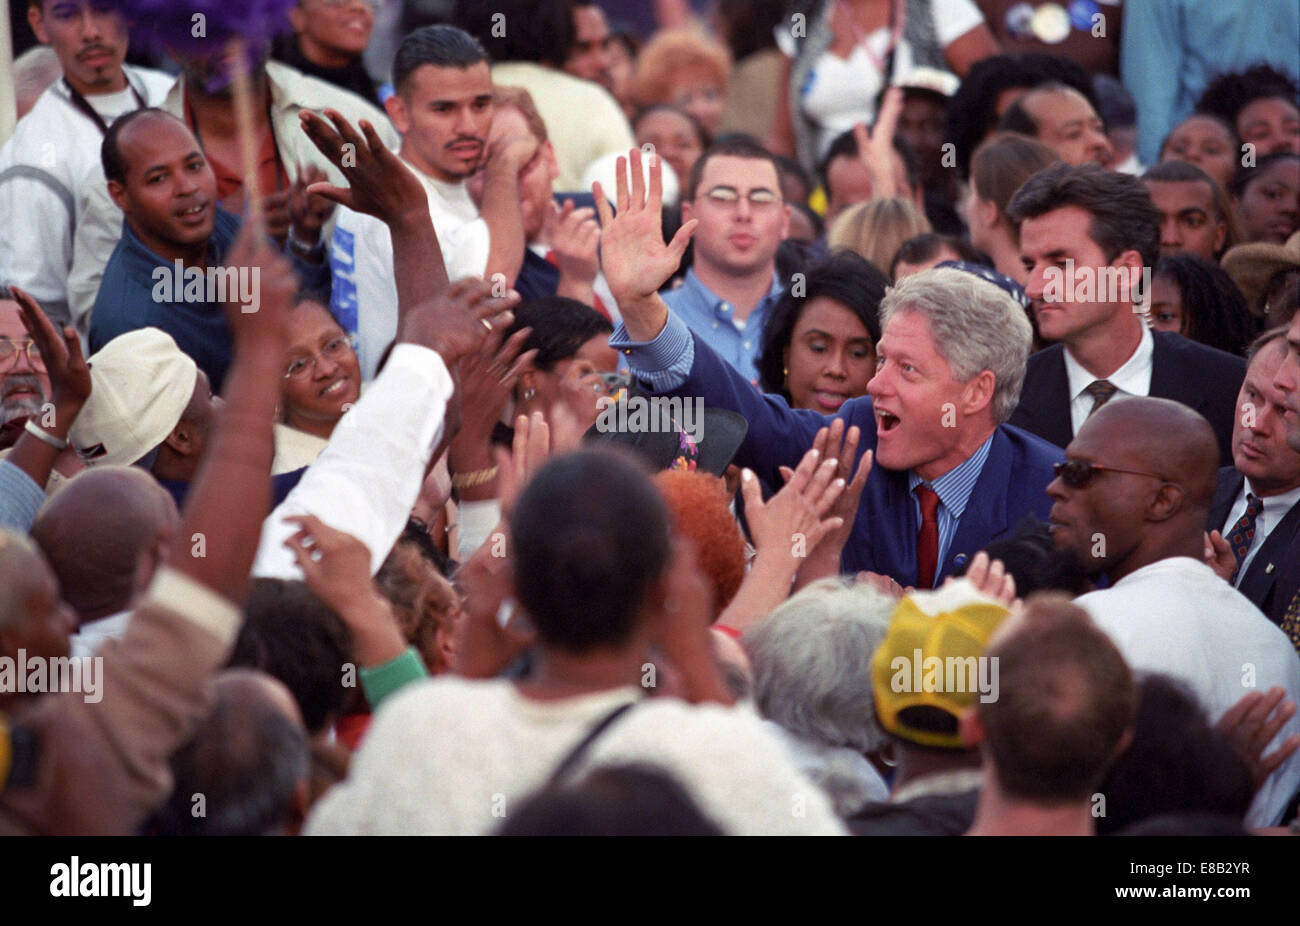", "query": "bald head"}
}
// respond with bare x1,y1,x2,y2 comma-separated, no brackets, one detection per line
1085,398,1220,509
150,668,310,836
30,466,180,623
1049,397,1221,581
0,530,73,690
